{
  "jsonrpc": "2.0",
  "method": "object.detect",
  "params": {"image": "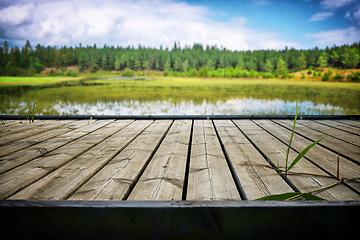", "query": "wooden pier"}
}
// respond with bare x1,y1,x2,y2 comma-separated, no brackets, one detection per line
0,118,359,201
0,117,360,239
